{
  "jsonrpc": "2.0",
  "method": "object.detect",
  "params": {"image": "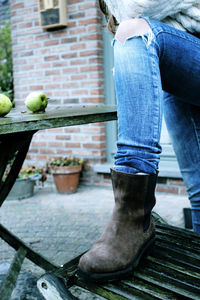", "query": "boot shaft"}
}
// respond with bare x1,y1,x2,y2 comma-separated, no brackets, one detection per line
111,169,157,231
